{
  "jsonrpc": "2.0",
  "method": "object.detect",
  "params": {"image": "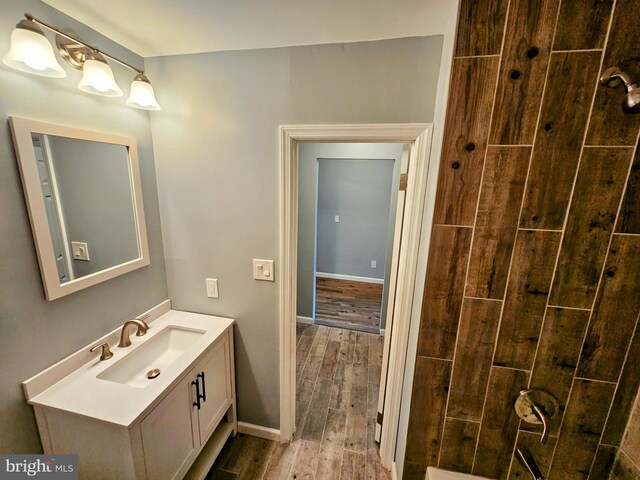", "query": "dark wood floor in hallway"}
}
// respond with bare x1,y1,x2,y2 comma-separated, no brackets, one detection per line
315,277,383,334
206,324,390,480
